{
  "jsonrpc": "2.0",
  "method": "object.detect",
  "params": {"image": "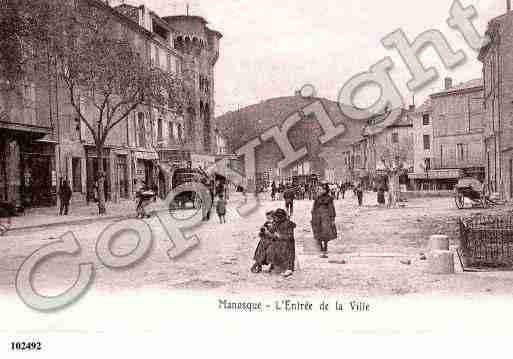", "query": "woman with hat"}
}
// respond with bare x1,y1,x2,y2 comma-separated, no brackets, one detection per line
267,208,297,277
311,183,337,258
